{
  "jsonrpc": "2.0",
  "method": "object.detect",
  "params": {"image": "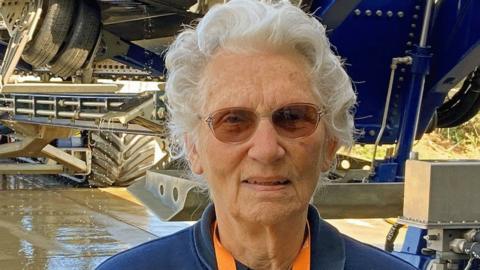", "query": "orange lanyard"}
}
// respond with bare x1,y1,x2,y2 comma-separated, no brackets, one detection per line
212,222,311,270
